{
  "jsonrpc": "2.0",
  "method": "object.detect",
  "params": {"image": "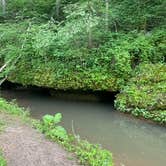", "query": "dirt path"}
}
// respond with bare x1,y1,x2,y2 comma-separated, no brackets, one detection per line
0,114,79,166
